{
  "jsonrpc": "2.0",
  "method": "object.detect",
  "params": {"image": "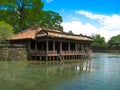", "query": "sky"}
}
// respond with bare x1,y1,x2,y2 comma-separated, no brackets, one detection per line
42,0,120,41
